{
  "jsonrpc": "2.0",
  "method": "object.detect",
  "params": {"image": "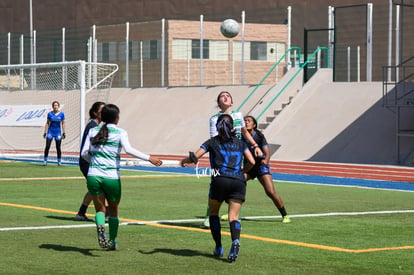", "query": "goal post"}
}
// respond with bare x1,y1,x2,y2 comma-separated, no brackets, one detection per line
0,61,118,164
